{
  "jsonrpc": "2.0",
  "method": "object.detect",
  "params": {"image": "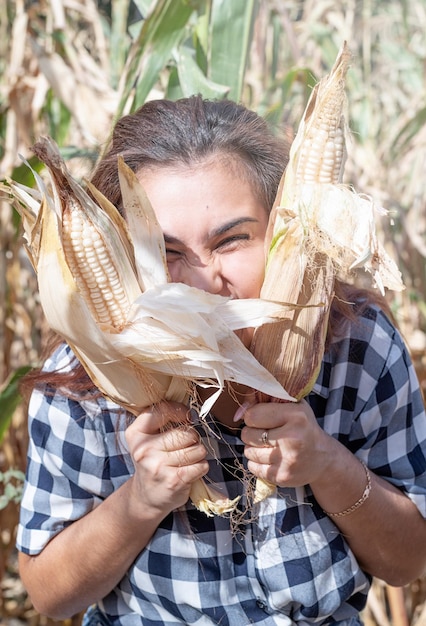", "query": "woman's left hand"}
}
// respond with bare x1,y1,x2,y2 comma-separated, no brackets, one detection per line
240,399,332,488
240,399,426,587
